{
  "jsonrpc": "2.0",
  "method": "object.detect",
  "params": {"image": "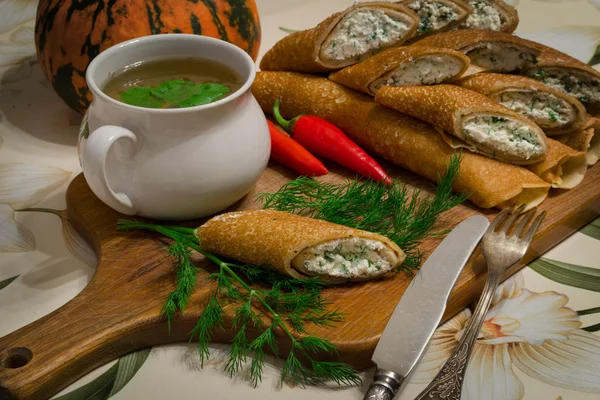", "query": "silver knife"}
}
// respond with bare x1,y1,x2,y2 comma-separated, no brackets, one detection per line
363,215,490,400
